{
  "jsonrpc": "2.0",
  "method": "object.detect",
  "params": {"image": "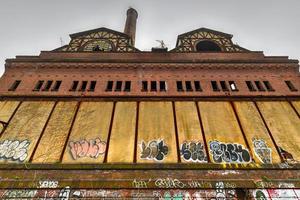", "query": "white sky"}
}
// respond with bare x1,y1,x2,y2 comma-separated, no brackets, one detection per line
0,0,299,76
